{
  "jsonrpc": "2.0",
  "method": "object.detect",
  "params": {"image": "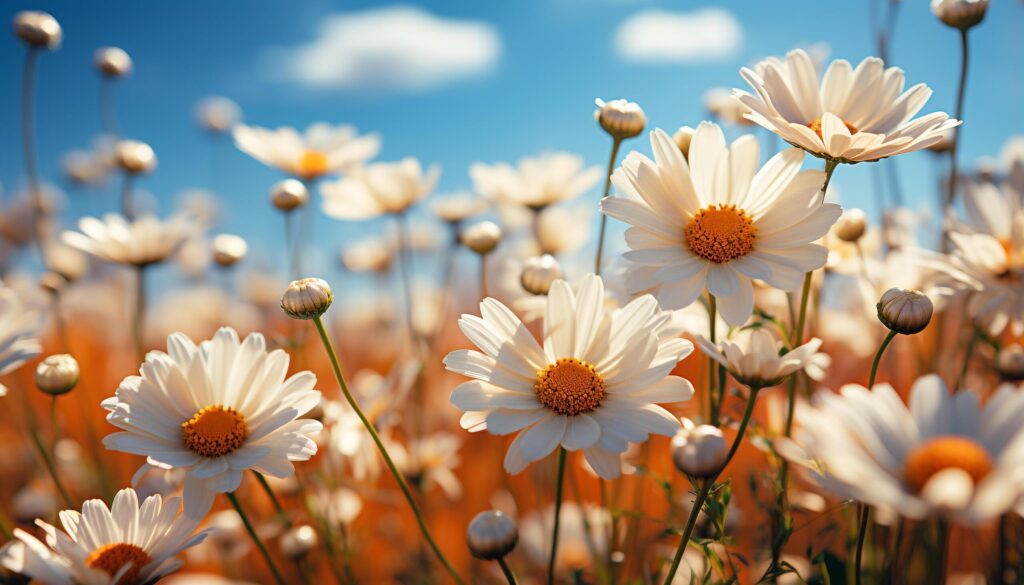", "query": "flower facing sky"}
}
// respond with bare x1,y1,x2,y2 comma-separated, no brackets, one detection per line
233,122,380,181
601,122,841,325
62,214,192,267
697,328,823,388
470,152,602,210
320,157,439,220
445,274,694,479
102,327,322,494
734,49,959,163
